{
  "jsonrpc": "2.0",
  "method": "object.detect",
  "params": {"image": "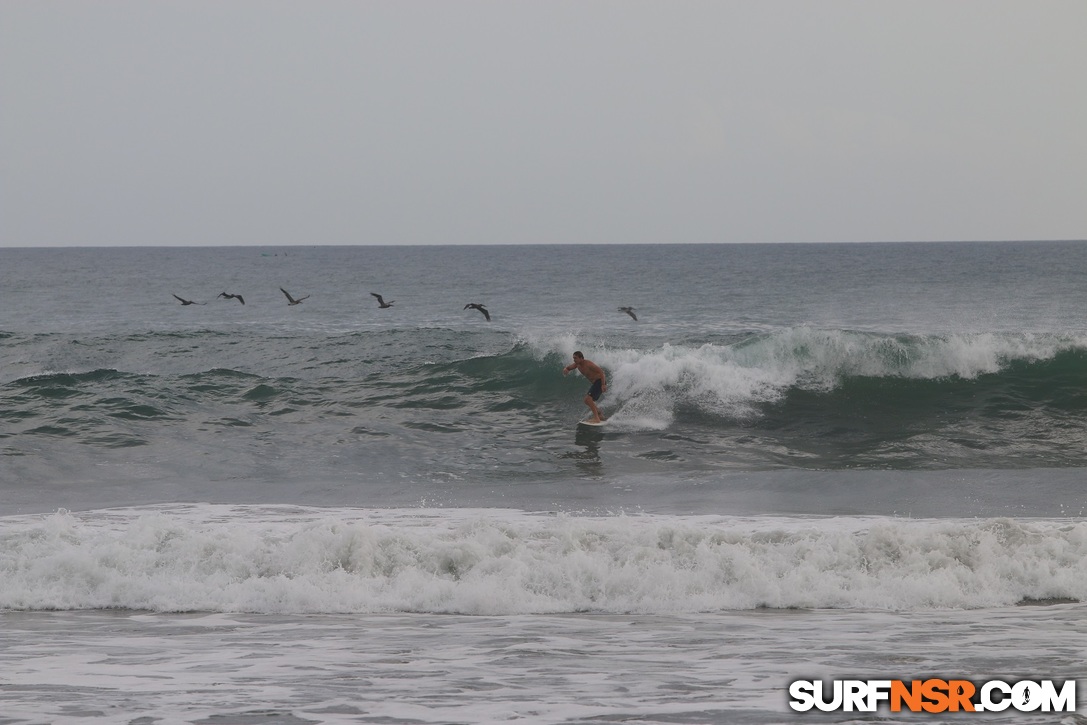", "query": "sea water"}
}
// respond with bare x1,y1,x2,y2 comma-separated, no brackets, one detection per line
1,242,1085,723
